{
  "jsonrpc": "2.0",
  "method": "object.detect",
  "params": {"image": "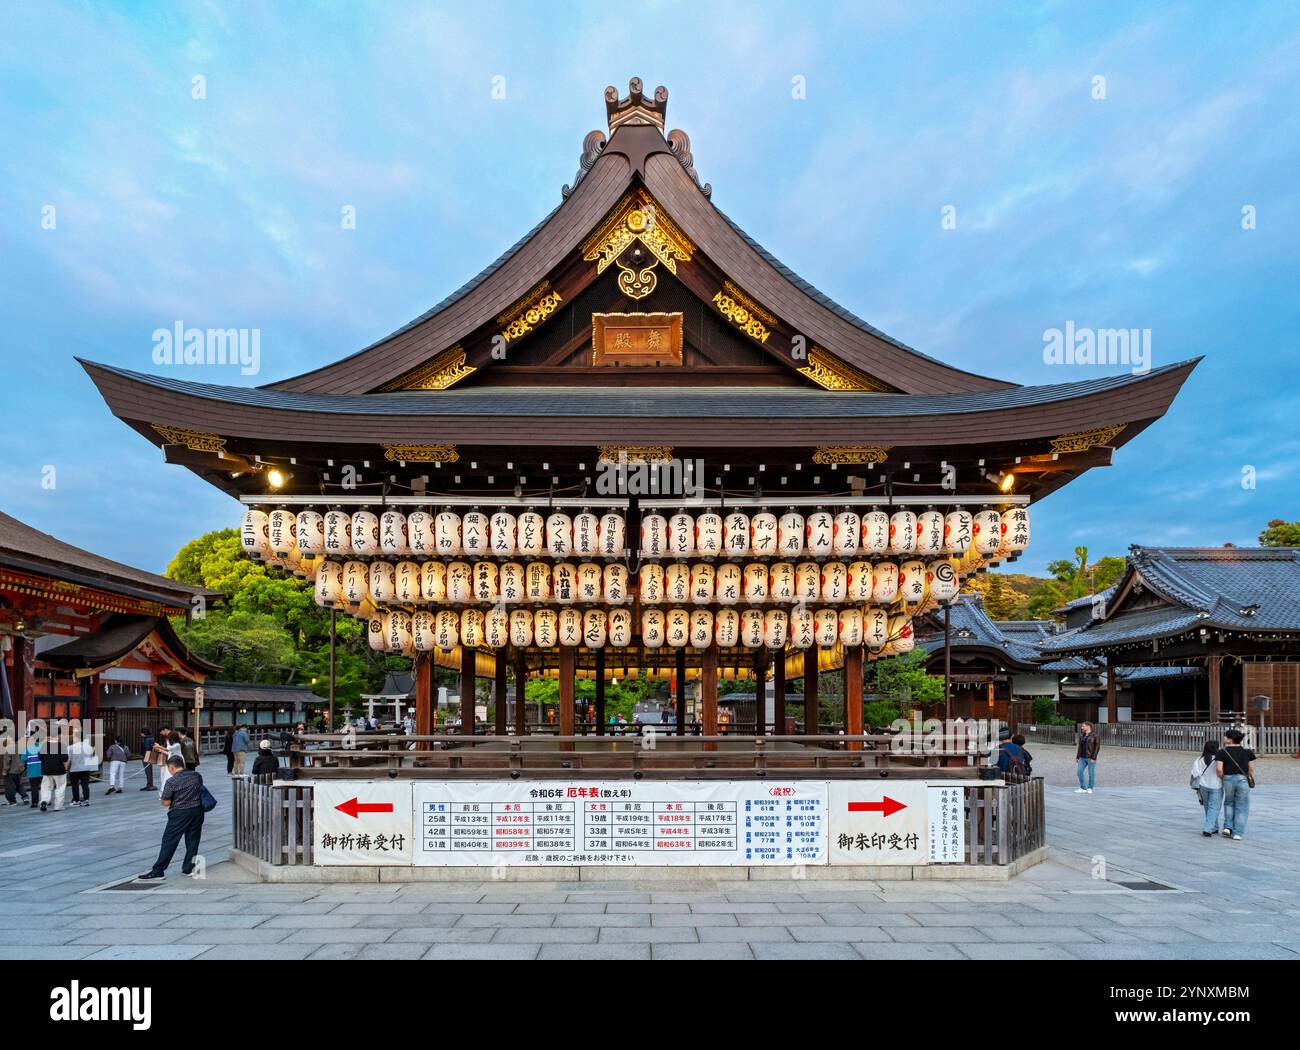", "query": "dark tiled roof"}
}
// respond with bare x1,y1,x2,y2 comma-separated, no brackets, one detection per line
1051,586,1116,615
1114,666,1203,683
85,360,1198,420
916,597,1047,669
39,615,220,675
157,679,318,706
